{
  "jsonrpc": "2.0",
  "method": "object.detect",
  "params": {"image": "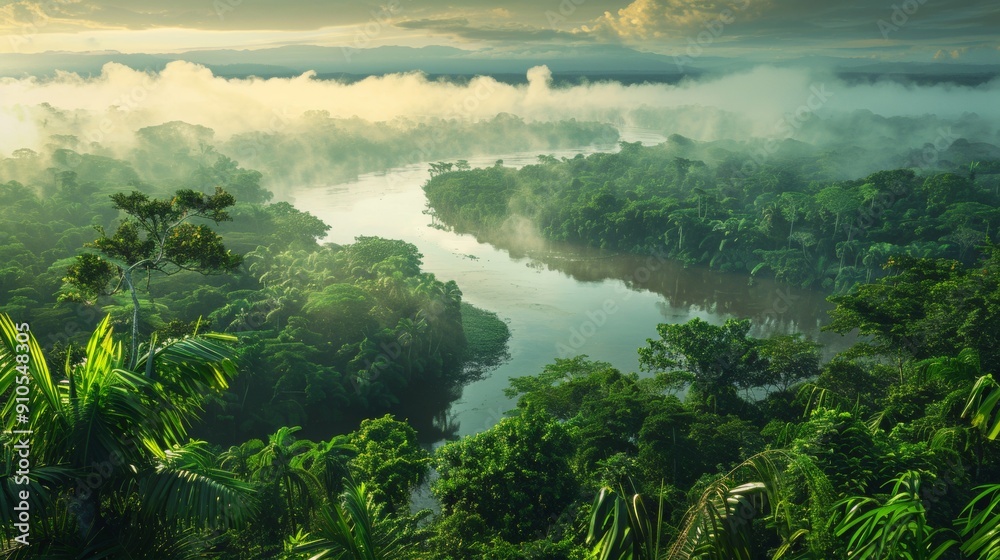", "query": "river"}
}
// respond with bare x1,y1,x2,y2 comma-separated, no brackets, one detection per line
290,129,854,445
